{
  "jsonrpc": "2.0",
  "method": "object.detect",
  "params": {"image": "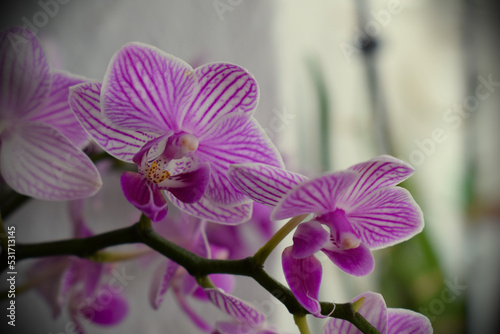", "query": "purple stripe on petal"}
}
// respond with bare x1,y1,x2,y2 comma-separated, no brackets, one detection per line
120,171,168,222
70,81,158,163
321,291,388,334
149,260,180,309
228,163,307,206
166,193,252,225
205,288,265,327
0,122,102,200
387,308,433,334
182,63,258,135
347,187,424,249
196,116,283,206
0,27,51,120
102,43,195,133
321,243,375,276
272,171,358,221
30,70,88,147
346,156,414,204
282,247,323,316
